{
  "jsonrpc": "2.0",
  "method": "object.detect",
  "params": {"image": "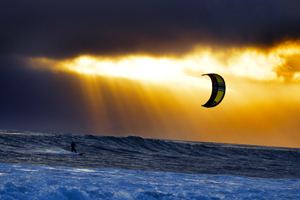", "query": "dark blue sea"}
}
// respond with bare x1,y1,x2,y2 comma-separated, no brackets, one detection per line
0,130,300,199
